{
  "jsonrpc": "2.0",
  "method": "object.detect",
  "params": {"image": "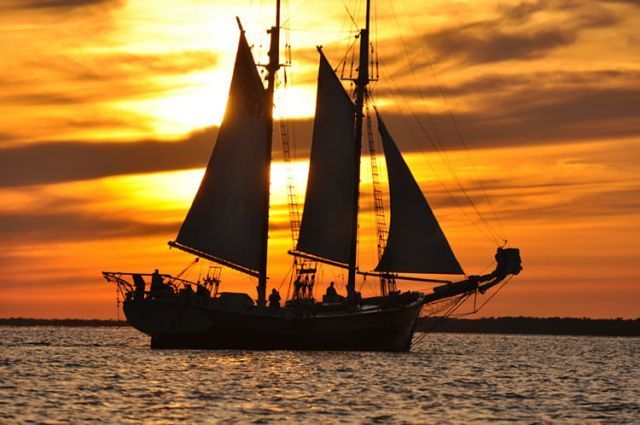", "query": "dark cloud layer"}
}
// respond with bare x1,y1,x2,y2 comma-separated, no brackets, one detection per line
497,184,640,223
2,71,638,188
369,83,640,155
0,211,177,243
0,128,216,187
377,69,639,99
385,0,625,68
424,23,576,65
3,0,119,10
26,50,219,82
